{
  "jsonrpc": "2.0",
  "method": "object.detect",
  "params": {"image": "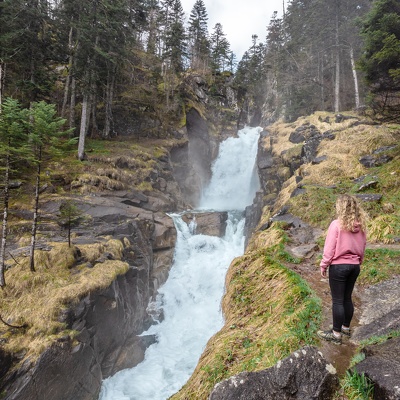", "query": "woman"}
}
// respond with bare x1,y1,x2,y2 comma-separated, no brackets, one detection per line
317,194,367,345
